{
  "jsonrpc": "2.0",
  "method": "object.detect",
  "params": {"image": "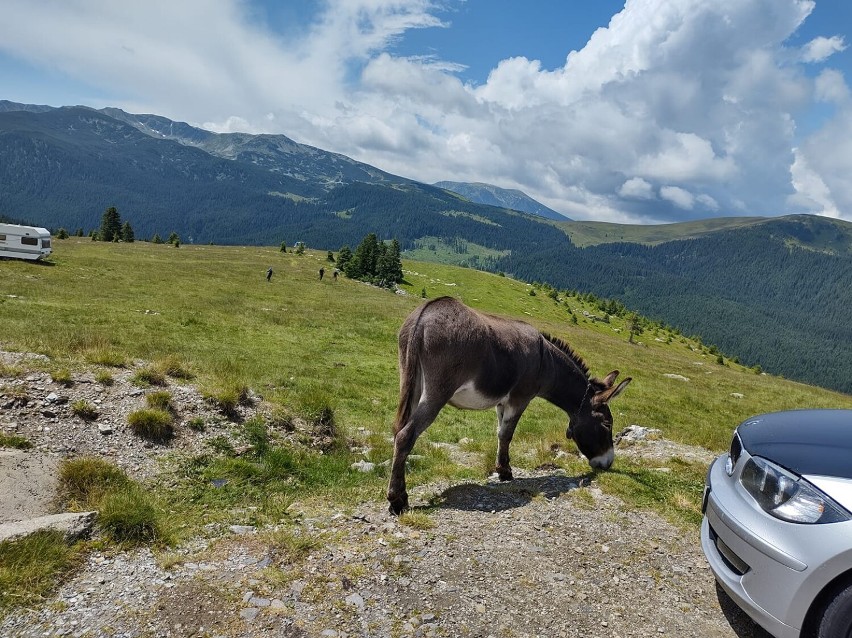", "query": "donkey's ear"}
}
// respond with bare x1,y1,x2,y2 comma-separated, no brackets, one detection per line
602,370,620,386
593,377,632,405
